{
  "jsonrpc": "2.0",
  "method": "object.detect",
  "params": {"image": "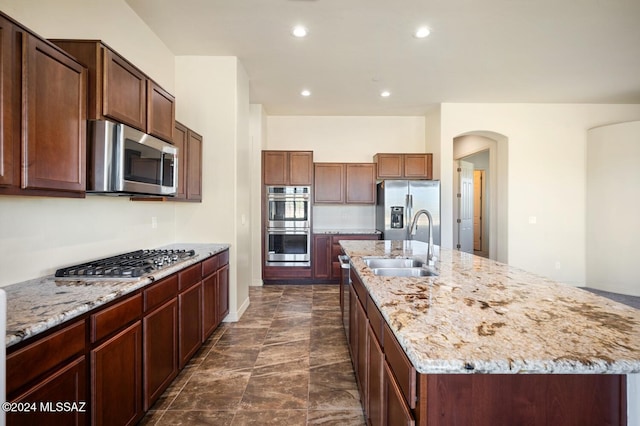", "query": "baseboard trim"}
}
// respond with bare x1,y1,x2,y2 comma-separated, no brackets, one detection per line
223,294,250,322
